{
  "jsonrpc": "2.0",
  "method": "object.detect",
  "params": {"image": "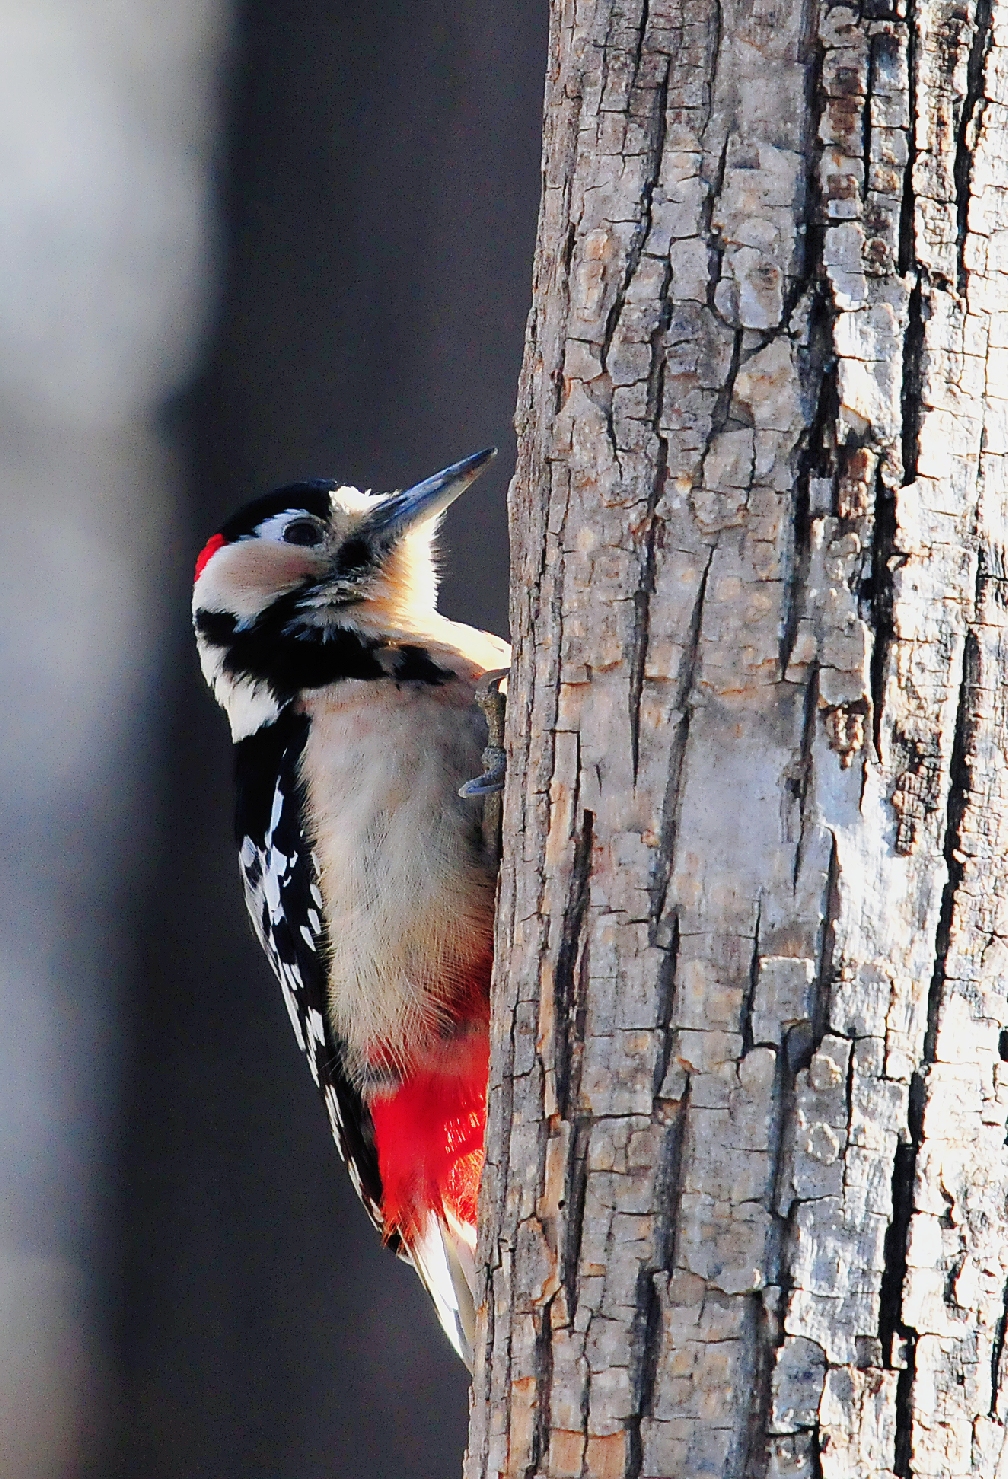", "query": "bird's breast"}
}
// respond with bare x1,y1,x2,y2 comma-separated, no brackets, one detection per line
298,667,498,1078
